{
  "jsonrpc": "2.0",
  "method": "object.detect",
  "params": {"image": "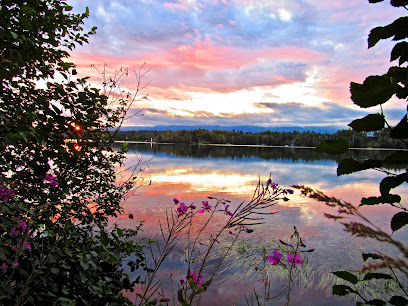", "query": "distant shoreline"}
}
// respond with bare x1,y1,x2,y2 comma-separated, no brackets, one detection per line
114,141,408,151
